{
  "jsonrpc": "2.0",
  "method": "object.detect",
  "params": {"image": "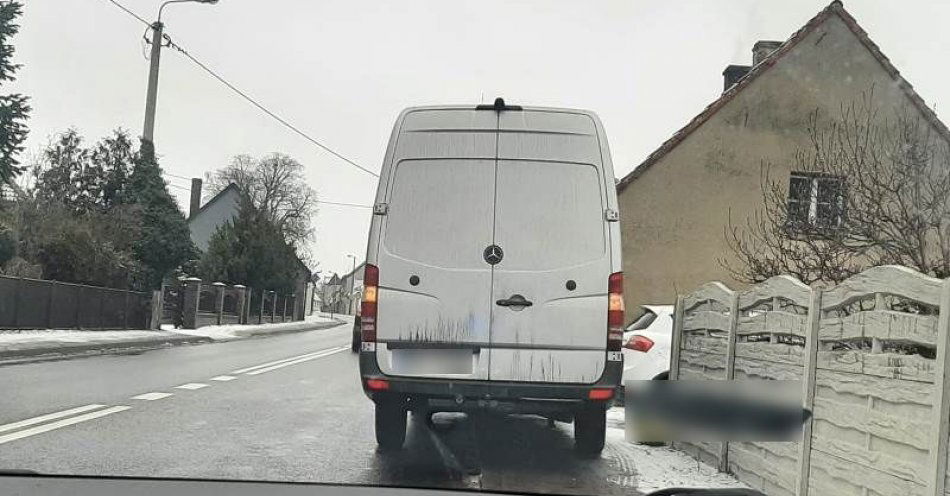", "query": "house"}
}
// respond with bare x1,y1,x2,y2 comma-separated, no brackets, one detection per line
320,273,343,313
339,261,366,315
187,183,242,252
187,182,312,319
616,1,950,315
